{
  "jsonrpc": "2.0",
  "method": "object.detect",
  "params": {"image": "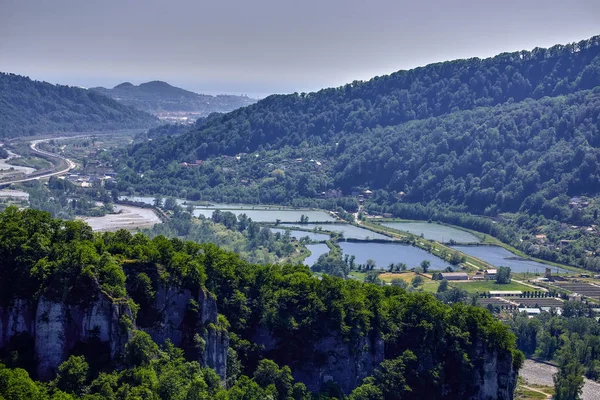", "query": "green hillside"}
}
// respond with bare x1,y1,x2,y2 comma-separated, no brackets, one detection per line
125,36,600,214
0,73,158,137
